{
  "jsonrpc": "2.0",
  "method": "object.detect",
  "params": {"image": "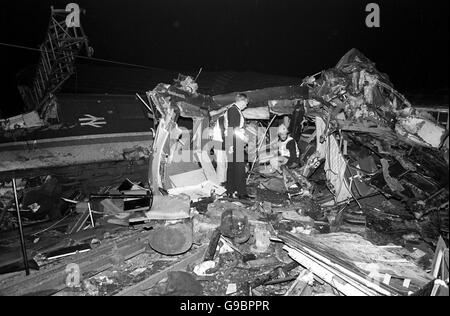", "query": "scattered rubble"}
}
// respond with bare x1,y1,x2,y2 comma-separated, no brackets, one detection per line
0,49,448,296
